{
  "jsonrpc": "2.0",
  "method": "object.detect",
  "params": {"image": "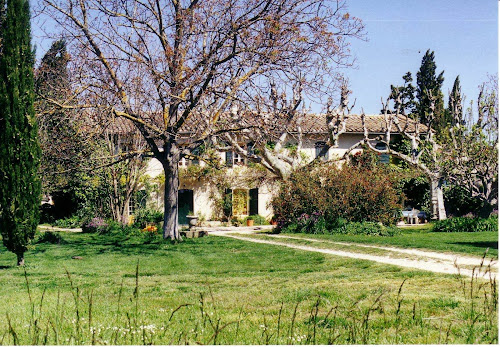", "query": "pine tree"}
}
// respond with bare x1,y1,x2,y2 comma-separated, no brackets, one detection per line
0,0,41,266
416,50,448,141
